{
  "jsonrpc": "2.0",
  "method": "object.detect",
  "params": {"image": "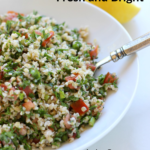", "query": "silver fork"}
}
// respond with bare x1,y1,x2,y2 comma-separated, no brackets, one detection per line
94,32,150,74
